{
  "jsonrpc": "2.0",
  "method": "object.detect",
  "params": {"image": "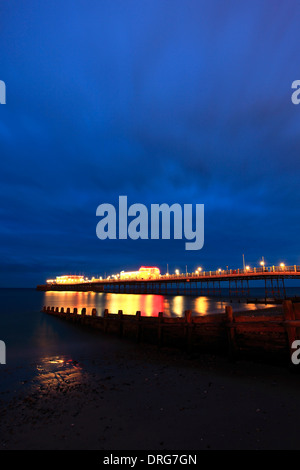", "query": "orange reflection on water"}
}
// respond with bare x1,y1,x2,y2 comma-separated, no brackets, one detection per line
44,291,98,314
43,291,271,318
171,296,185,317
105,293,165,316
35,355,83,390
44,291,166,316
194,296,210,315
